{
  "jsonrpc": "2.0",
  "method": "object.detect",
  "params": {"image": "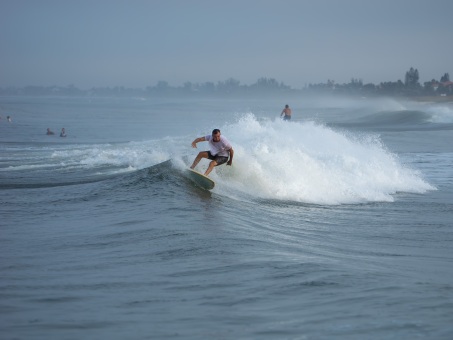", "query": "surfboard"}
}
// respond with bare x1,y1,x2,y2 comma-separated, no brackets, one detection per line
186,168,215,190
